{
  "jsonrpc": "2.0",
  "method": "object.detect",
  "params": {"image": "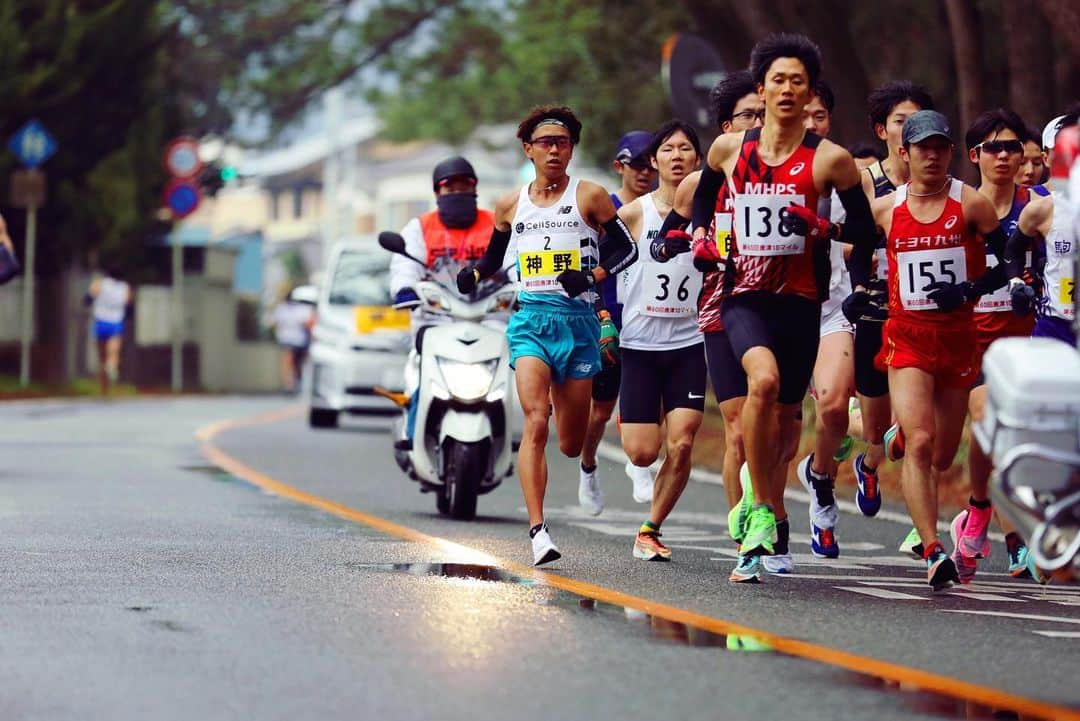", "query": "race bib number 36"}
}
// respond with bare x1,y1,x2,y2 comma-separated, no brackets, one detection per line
518,234,581,291
898,247,967,310
733,194,806,256
640,261,702,317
